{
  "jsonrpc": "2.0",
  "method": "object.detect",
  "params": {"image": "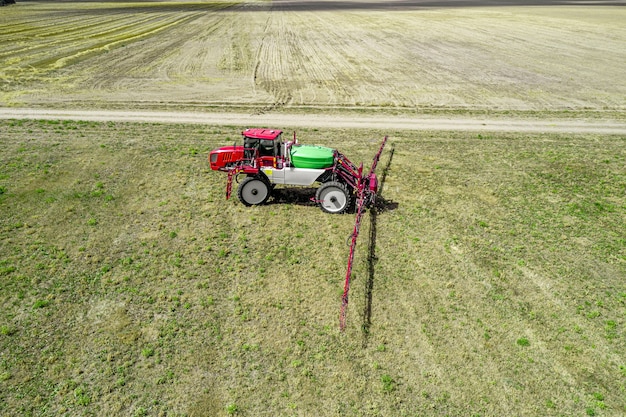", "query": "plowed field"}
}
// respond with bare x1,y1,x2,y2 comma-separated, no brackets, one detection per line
1,0,625,113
